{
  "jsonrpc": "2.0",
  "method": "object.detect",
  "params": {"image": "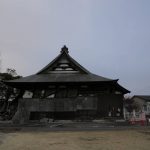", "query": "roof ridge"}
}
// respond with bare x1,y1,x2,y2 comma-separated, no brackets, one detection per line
37,46,90,74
